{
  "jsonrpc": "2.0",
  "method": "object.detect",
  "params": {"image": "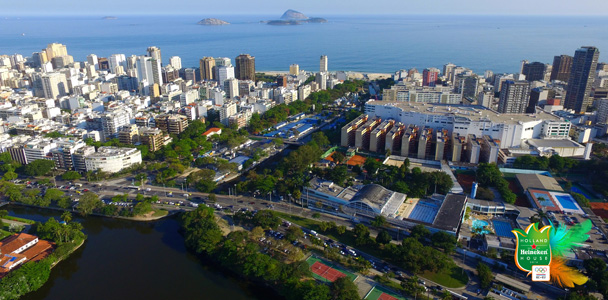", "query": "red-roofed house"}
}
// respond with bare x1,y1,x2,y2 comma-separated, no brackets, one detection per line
0,233,54,278
202,127,222,138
